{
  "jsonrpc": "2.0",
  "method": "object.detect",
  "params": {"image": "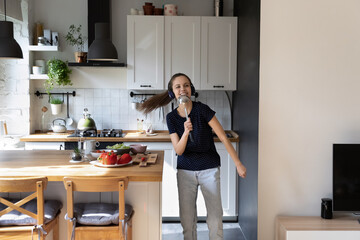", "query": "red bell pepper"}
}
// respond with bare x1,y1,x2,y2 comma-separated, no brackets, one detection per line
97,152,108,164
106,152,117,165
